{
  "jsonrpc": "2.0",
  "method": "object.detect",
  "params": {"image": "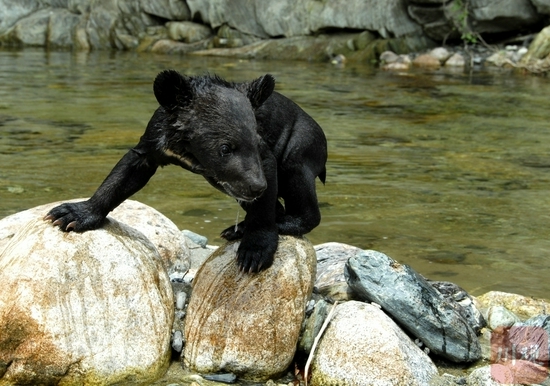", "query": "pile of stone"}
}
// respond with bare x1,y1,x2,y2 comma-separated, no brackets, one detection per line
1,200,549,385
380,45,533,71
